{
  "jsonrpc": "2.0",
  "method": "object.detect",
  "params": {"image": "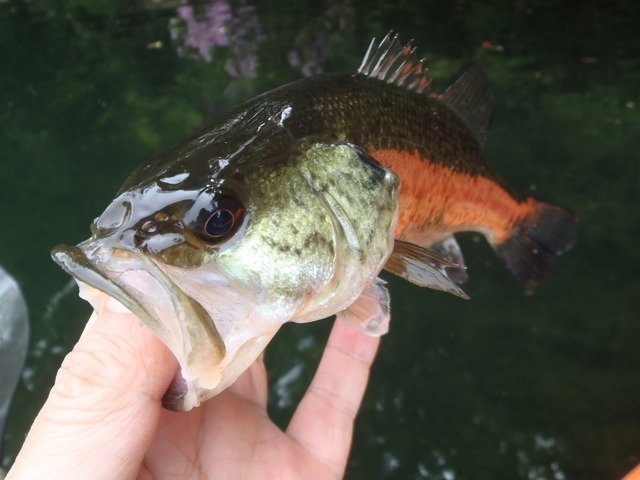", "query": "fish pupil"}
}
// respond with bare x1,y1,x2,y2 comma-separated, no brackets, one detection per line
205,209,234,237
195,195,244,244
